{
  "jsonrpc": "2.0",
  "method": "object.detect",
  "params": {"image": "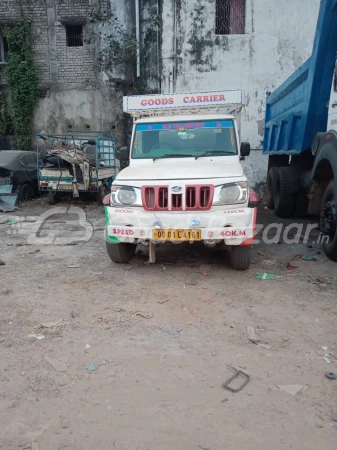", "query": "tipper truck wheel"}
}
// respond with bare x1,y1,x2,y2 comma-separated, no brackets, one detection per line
293,191,309,217
106,241,137,264
266,167,278,209
230,246,251,270
320,180,337,262
274,167,296,218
